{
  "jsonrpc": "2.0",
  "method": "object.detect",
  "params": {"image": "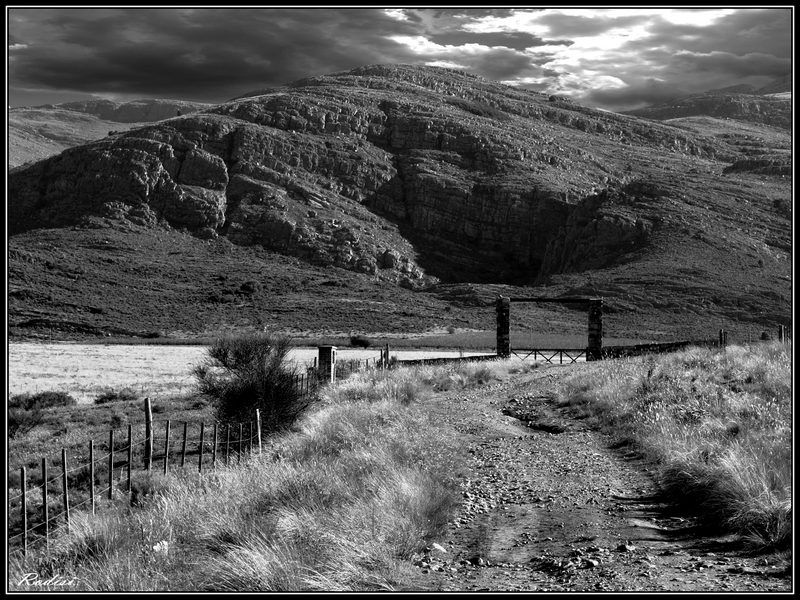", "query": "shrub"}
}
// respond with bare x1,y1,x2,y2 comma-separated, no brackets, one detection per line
95,388,138,404
8,407,44,438
193,333,311,433
10,390,77,410
349,334,372,348
8,391,77,438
